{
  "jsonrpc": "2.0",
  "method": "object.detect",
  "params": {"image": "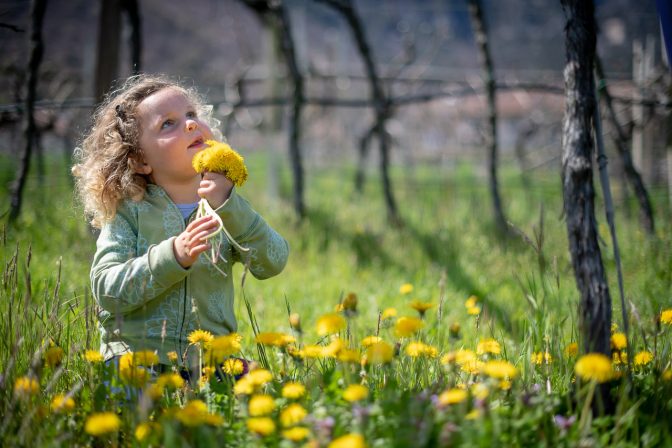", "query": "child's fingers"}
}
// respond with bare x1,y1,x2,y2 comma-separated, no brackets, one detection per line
191,229,215,244
186,214,213,231
188,242,210,257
